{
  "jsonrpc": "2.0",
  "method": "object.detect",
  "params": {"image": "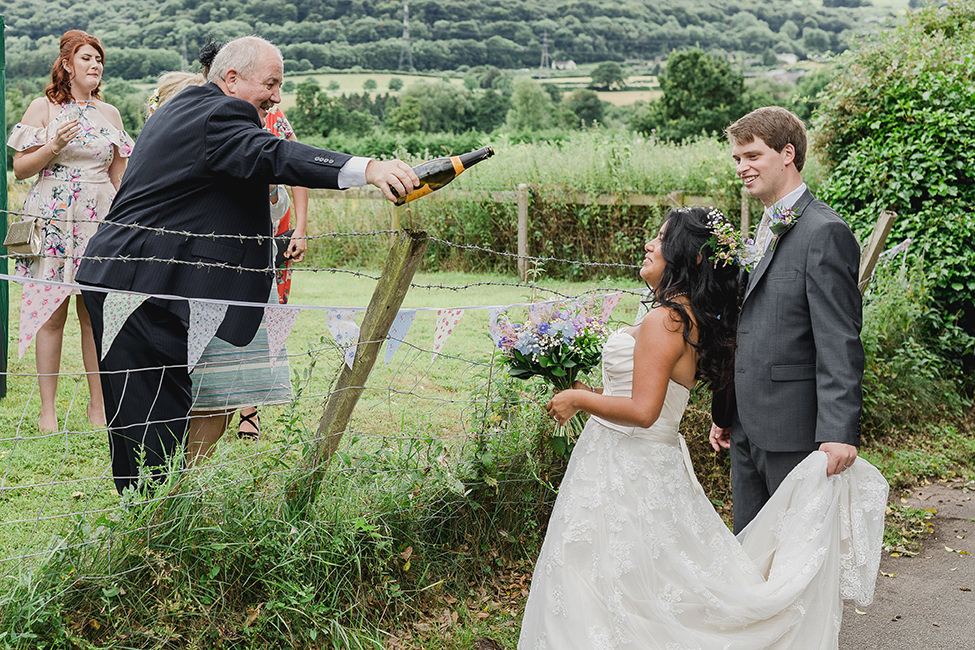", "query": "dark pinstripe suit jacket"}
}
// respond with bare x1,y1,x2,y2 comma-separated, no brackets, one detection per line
77,82,352,346
712,189,864,451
